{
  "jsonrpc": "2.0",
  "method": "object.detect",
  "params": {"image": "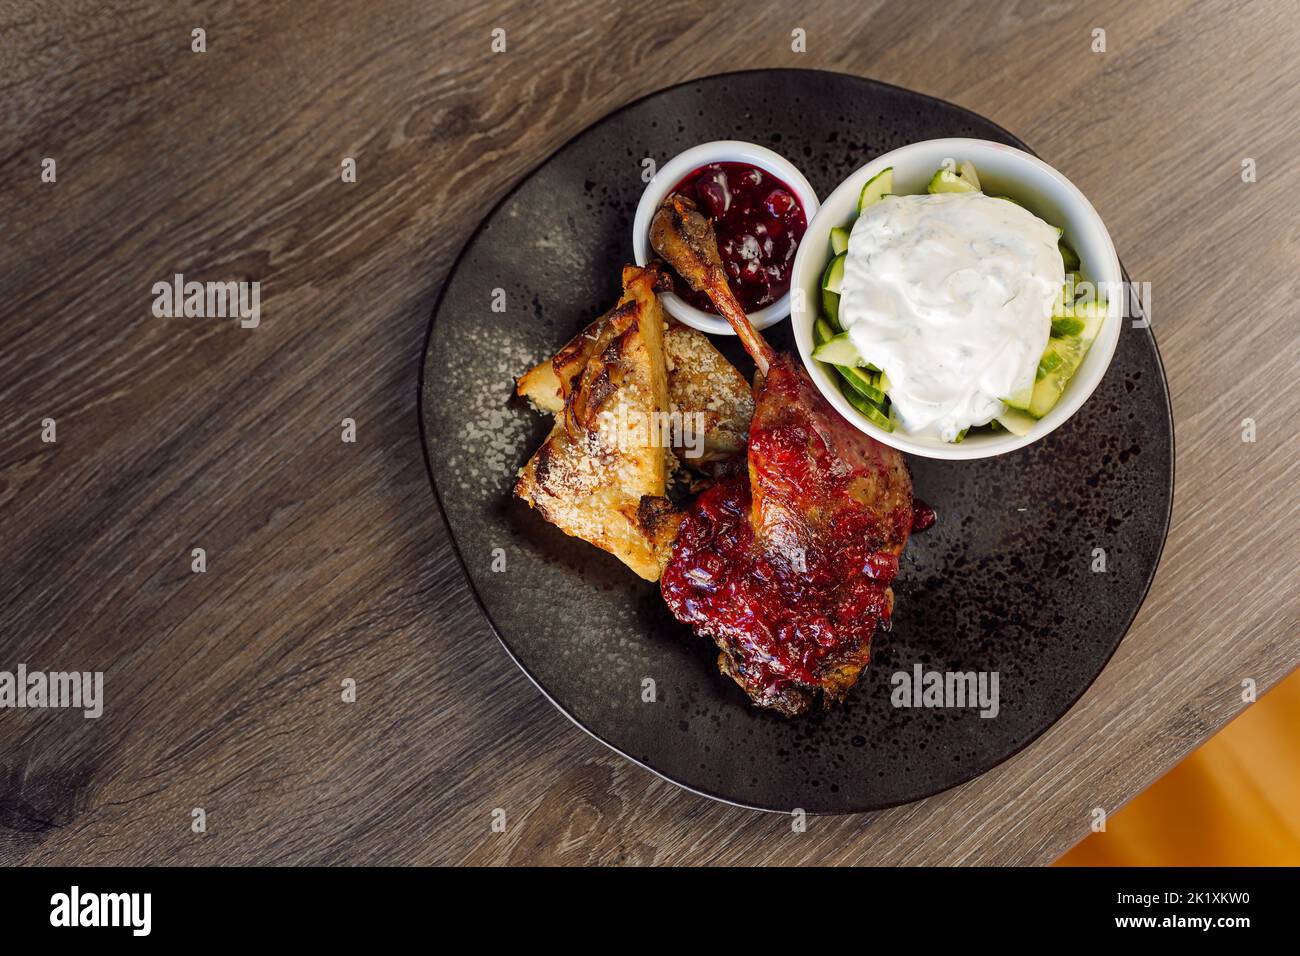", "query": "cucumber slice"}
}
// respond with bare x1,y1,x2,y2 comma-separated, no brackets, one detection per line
862,406,896,433
857,167,893,213
821,252,846,293
830,226,851,256
997,408,1037,436
1002,382,1034,411
820,252,846,329
815,318,883,401
1059,239,1081,271
822,289,840,327
878,370,892,394
843,387,895,431
1027,301,1107,418
1036,350,1064,380
811,331,861,366
927,168,978,194
957,160,981,190
837,365,886,404
951,428,969,444
813,316,835,346
991,194,1024,207
1051,315,1085,337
